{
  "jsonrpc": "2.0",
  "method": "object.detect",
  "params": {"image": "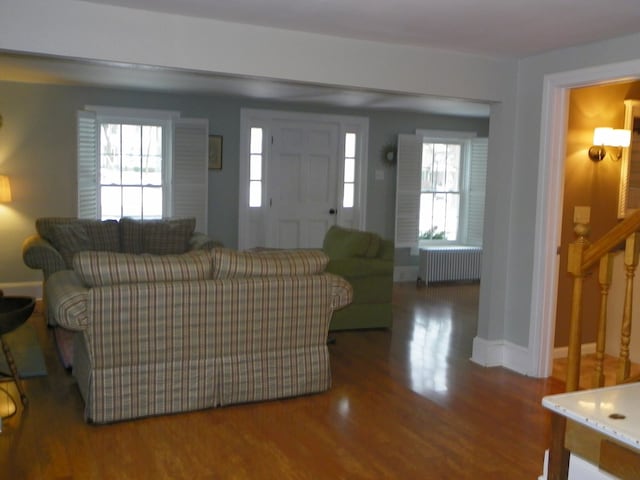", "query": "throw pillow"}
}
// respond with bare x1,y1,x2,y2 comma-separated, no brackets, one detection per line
47,223,91,268
213,248,329,278
119,217,144,254
36,217,77,242
120,218,196,255
143,218,196,254
322,226,379,259
83,219,120,251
